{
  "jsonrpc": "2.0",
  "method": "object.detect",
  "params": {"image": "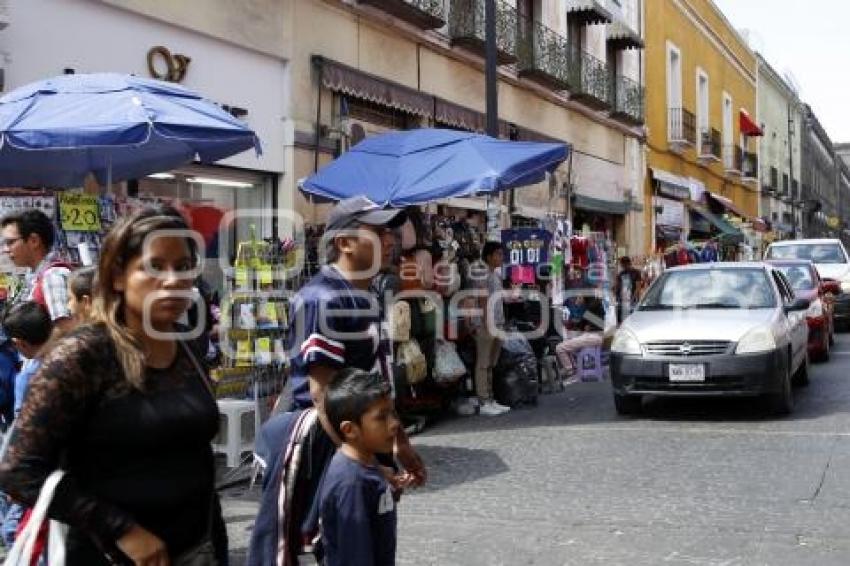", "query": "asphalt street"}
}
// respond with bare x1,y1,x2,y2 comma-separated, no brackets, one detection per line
222,333,850,566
